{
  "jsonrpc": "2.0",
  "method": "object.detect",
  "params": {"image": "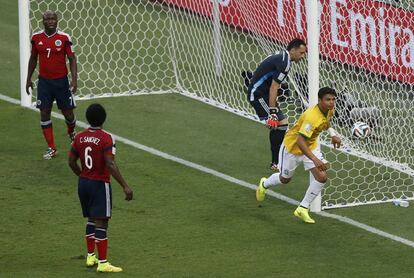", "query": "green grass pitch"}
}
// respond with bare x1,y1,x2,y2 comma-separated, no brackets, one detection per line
2,1,414,277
